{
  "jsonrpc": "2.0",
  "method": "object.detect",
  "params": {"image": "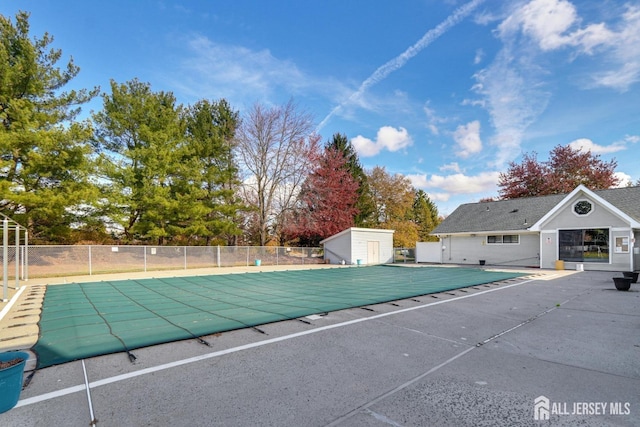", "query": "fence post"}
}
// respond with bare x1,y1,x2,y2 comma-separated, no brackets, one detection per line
24,231,28,281
217,245,220,268
3,219,8,301
14,228,20,289
184,246,187,270
144,246,147,272
89,246,92,275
